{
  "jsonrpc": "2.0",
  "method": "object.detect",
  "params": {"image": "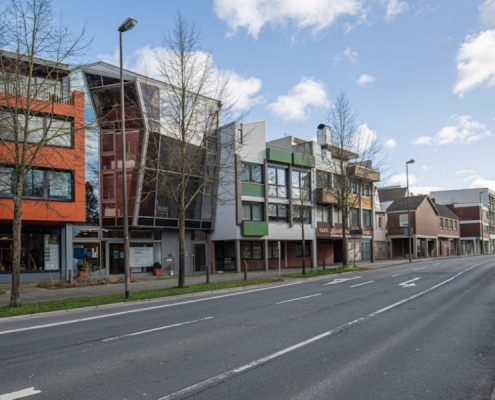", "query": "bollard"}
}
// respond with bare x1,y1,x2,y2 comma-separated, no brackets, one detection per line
68,269,73,284
244,260,248,280
206,265,210,284
322,258,326,270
